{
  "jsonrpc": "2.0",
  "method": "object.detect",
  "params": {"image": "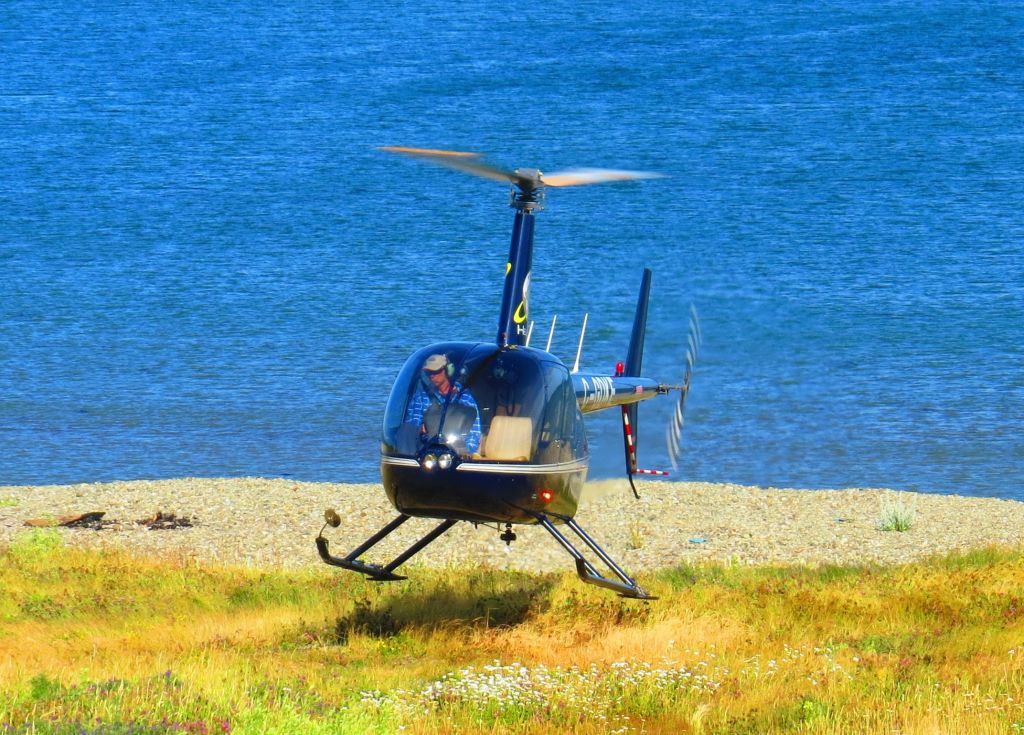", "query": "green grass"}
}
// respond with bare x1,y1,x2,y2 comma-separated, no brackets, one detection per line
879,496,916,532
1,532,1023,734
